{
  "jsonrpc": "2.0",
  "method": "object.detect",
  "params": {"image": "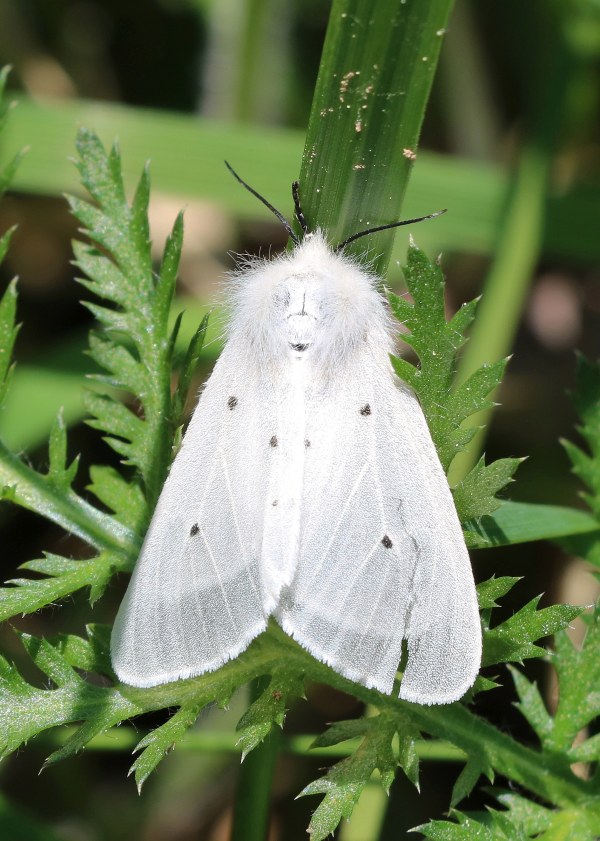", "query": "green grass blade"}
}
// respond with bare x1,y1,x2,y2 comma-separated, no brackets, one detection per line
298,0,455,270
465,500,600,549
